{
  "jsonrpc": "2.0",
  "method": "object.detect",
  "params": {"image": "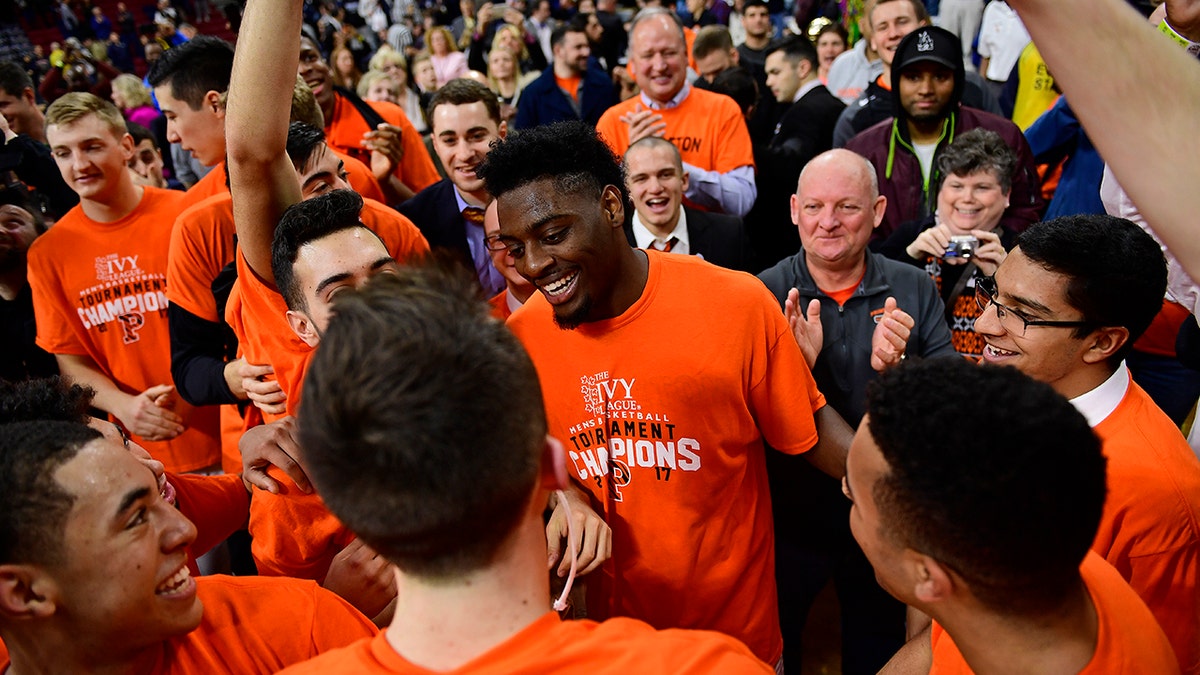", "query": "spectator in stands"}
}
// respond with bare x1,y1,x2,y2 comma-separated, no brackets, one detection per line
0,187,58,382
330,46,363,91
367,47,427,133
813,21,848,84
514,17,616,129
486,45,536,125
0,60,47,144
428,26,469,87
125,122,172,190
110,74,159,129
